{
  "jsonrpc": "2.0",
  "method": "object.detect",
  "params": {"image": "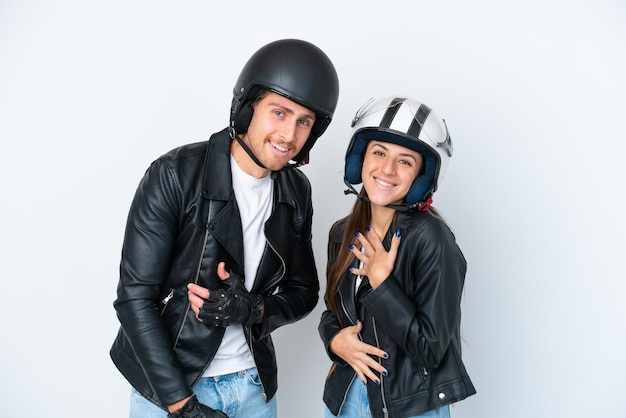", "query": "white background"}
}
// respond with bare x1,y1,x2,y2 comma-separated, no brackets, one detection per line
1,1,625,417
